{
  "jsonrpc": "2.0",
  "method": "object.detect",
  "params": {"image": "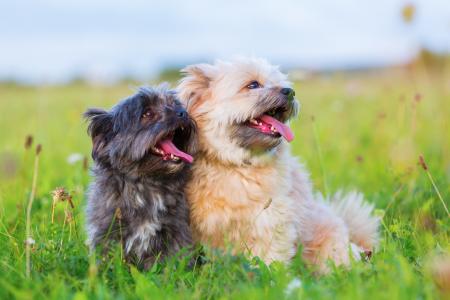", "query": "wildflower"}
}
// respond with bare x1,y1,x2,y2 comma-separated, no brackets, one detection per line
414,93,422,102
25,237,35,246
284,277,302,296
52,187,74,208
51,187,74,224
418,155,428,171
67,153,84,164
24,135,33,150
